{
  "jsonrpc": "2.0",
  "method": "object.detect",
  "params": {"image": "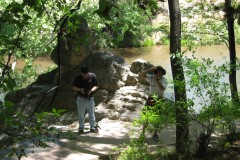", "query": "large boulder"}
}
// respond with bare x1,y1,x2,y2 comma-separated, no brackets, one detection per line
130,59,153,74
95,85,147,122
5,11,162,122
51,14,92,68
75,51,130,91
6,52,152,123
131,59,153,85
